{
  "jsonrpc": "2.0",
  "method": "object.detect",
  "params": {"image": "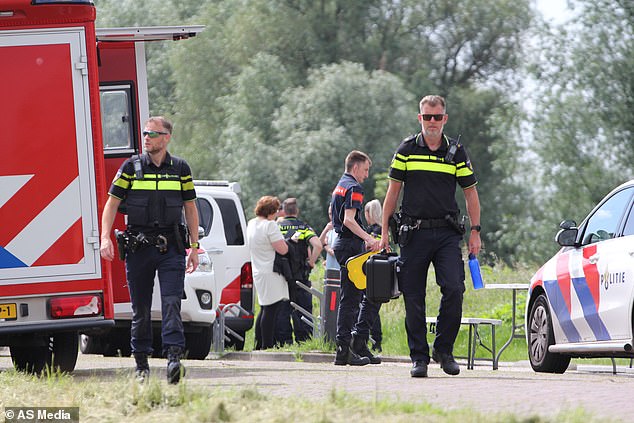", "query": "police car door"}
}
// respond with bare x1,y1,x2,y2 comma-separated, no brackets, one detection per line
572,186,634,342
